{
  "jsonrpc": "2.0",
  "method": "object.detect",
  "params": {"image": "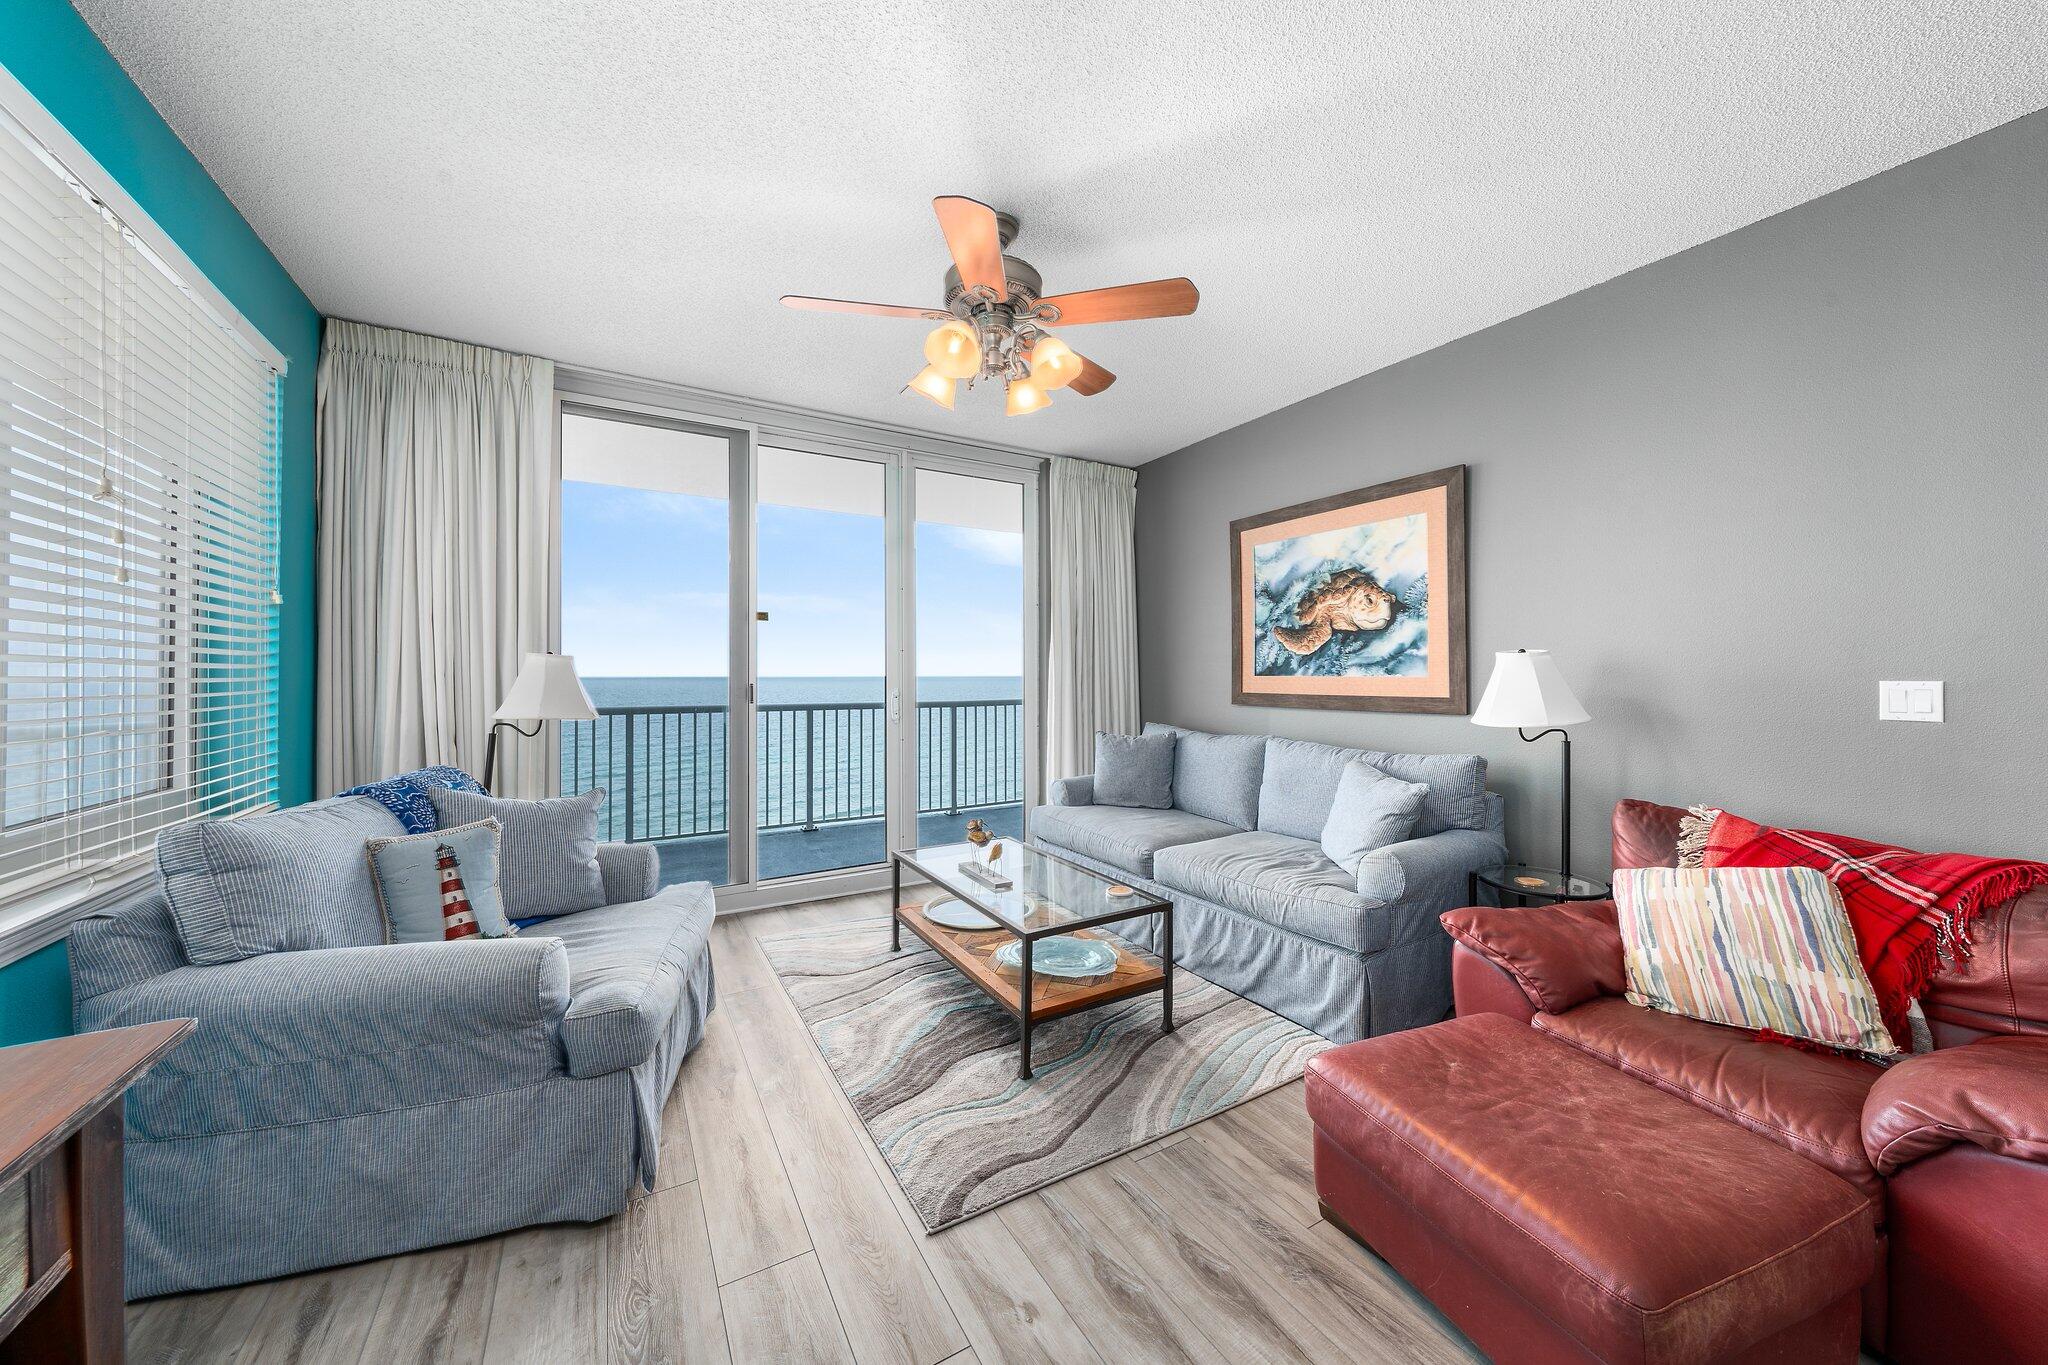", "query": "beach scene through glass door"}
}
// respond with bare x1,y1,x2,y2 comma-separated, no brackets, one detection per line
559,416,1025,887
